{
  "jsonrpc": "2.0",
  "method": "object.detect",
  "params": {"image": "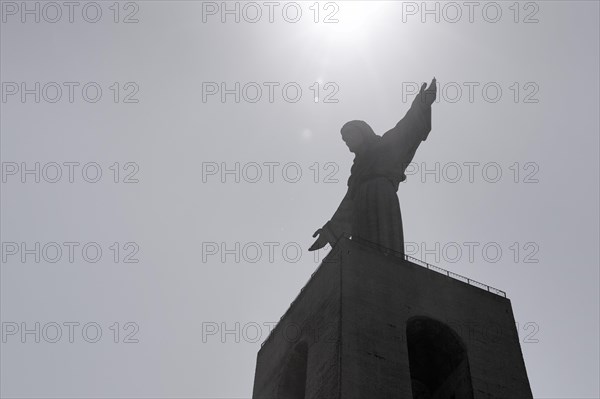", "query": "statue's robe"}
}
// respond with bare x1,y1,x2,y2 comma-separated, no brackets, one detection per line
325,98,432,254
